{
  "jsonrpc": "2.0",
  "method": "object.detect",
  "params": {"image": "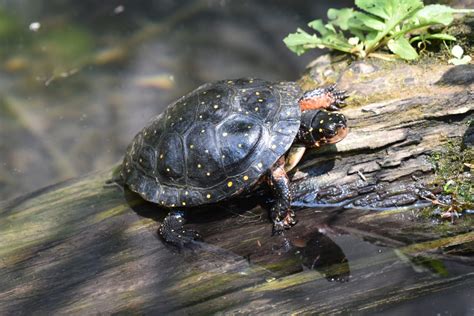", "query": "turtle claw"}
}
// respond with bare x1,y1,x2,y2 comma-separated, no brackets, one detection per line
327,88,348,110
326,84,336,92
271,211,297,235
327,103,342,111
